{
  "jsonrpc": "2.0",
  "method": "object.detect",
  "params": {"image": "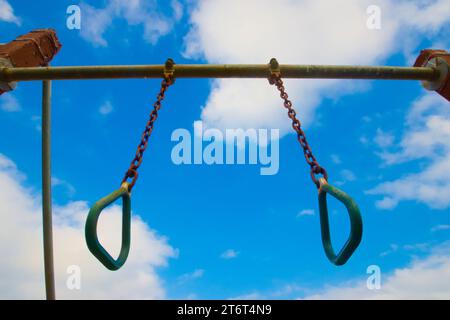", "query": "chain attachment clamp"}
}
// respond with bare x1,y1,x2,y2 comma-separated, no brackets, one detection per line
268,57,281,84
164,58,175,85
